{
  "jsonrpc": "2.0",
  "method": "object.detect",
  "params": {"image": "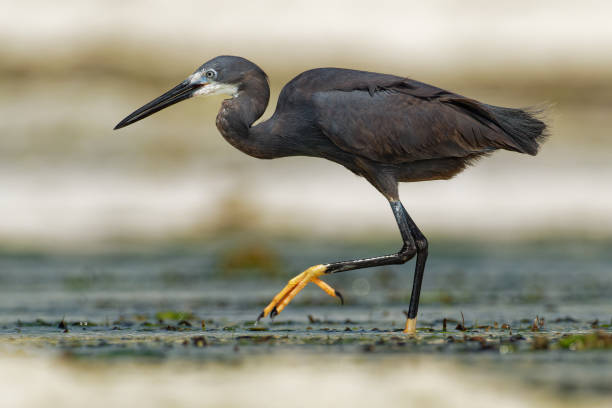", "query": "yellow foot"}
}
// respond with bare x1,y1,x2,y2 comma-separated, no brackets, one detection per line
404,318,417,335
257,264,343,321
